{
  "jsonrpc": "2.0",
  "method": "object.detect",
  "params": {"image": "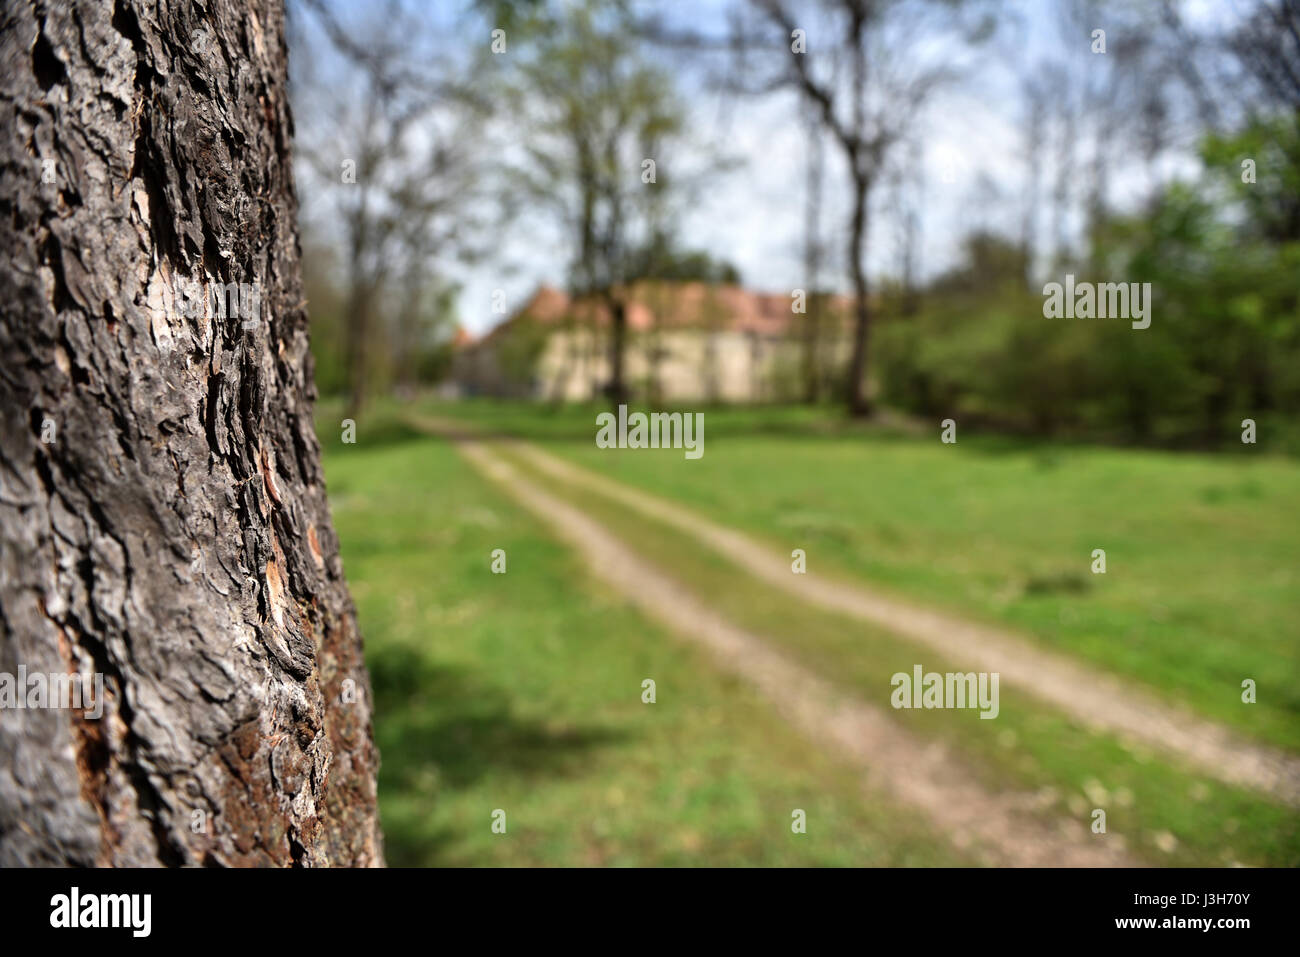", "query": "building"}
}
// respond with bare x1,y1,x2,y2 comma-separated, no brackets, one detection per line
452,281,855,402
